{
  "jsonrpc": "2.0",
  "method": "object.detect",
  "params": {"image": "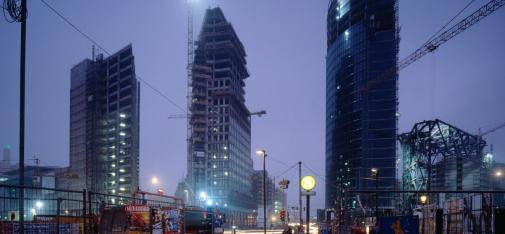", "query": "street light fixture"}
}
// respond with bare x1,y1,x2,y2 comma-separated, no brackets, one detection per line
495,170,503,178
256,149,267,234
370,168,379,219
